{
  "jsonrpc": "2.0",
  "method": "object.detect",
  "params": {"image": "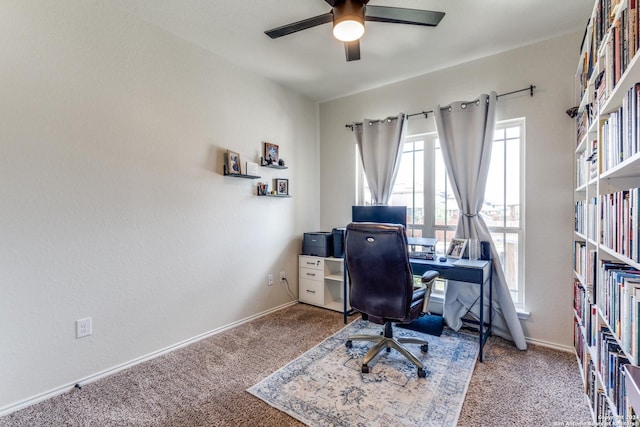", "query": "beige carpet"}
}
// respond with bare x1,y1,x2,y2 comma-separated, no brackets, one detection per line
0,303,592,426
